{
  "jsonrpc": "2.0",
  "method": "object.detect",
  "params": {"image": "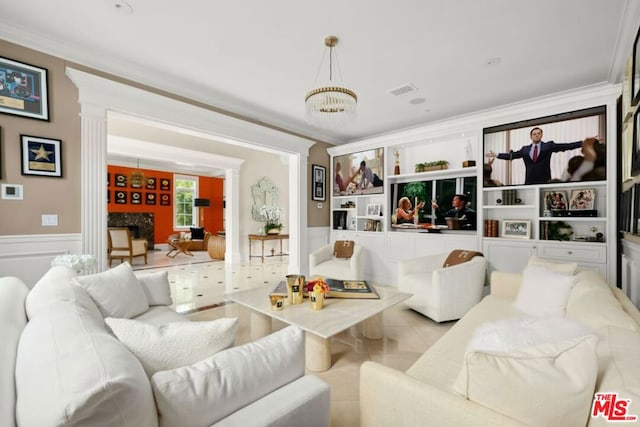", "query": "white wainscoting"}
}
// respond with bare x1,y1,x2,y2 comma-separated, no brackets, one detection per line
0,234,82,288
621,239,640,308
